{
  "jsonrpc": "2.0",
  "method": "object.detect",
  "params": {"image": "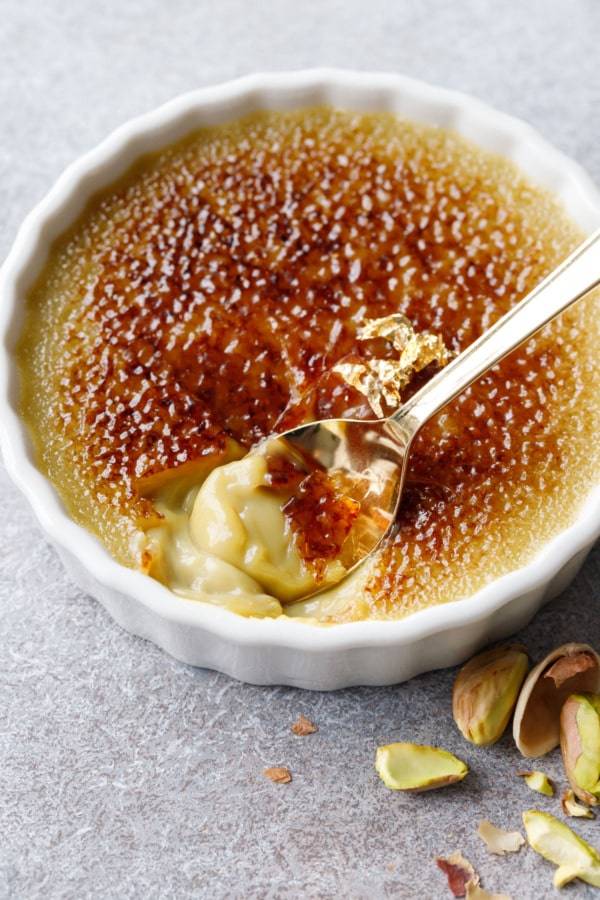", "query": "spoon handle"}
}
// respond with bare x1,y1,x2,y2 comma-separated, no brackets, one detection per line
391,227,600,434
